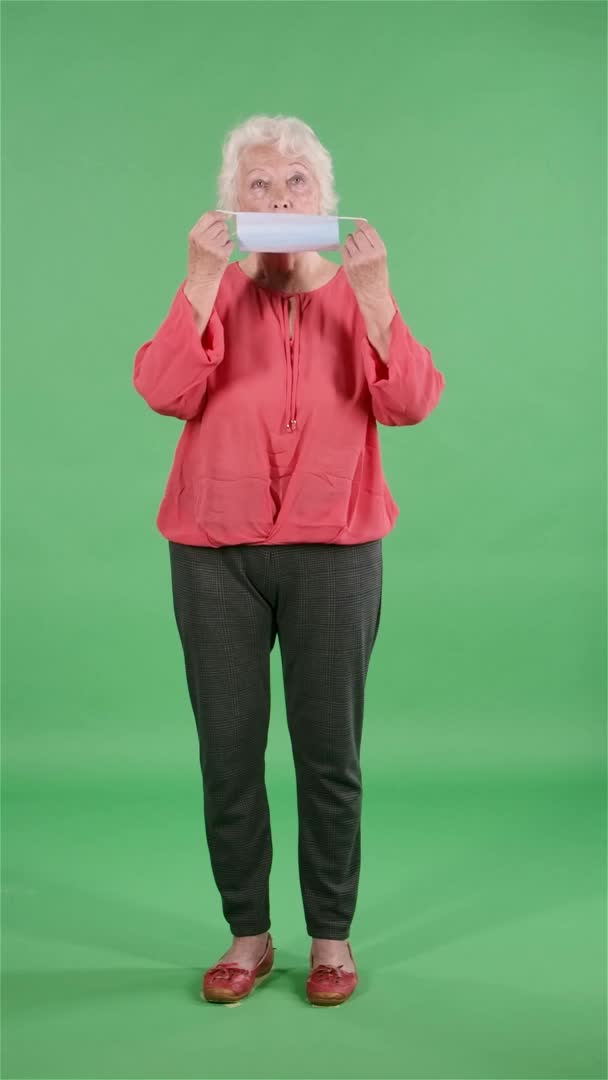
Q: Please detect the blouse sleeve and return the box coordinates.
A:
[132,280,225,421]
[360,293,445,426]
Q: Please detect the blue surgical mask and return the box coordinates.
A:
[216,210,367,253]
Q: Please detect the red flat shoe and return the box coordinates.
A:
[306,942,359,1006]
[201,933,274,1003]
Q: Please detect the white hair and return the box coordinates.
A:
[216,114,339,215]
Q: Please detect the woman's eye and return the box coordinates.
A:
[251,175,304,189]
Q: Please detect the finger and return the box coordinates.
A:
[355,218,371,231]
[355,230,375,251]
[201,221,231,241]
[354,222,377,247]
[200,211,232,232]
[201,213,231,231]
[347,229,370,254]
[356,216,381,236]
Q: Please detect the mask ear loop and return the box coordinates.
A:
[215,210,238,245]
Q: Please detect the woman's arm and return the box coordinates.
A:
[184,279,218,336]
[133,278,225,421]
[360,295,445,426]
[357,293,398,364]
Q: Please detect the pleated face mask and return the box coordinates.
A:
[216,210,367,253]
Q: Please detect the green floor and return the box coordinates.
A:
[2,770,605,1080]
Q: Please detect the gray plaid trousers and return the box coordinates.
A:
[168,538,383,940]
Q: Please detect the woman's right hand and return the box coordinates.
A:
[187,210,234,284]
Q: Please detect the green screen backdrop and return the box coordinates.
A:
[2,2,606,1078]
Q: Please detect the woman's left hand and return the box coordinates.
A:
[342,219,391,304]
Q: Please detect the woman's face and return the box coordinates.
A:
[236,144,322,214]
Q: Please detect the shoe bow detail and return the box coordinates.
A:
[312,963,347,983]
[206,963,249,982]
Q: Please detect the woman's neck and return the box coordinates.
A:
[241,251,326,292]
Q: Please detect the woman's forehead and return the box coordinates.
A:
[241,146,311,171]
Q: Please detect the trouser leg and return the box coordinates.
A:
[274,539,383,940]
[168,540,278,937]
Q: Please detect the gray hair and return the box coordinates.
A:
[216,114,339,215]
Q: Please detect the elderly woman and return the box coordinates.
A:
[133,114,445,1007]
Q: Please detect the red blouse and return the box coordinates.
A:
[133,260,445,547]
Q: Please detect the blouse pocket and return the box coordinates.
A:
[287,449,360,528]
[194,475,274,544]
